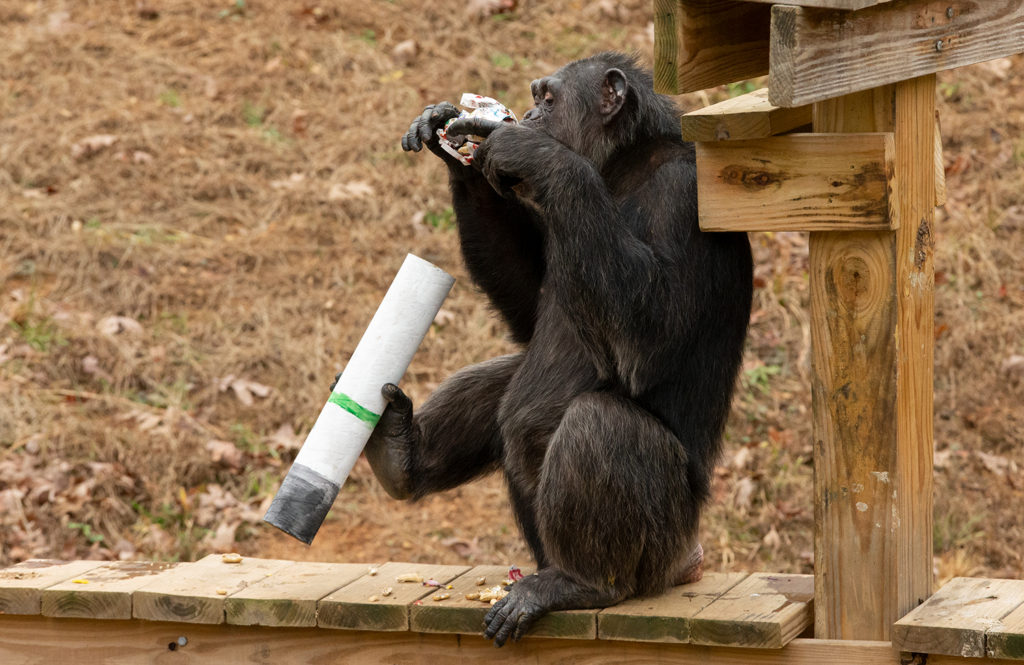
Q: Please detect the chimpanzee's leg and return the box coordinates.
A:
[364,354,521,500]
[484,391,701,646]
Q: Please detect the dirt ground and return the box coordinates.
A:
[1,1,1022,586]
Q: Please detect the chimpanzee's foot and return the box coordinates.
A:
[483,574,547,647]
[482,568,622,647]
[675,542,705,585]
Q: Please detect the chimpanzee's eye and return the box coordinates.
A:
[543,91,554,106]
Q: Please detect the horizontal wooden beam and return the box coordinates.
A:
[743,0,893,9]
[770,1,1024,107]
[696,133,898,233]
[681,88,811,141]
[0,616,913,665]
[655,0,770,94]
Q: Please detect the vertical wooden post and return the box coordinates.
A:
[810,76,935,640]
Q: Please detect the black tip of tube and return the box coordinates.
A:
[263,463,340,545]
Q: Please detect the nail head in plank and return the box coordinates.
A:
[317,562,469,631]
[133,554,292,624]
[598,572,748,643]
[410,565,597,640]
[226,561,376,627]
[0,560,103,615]
[769,2,1024,107]
[689,572,814,648]
[893,577,1024,658]
[41,561,180,620]
[681,88,811,142]
[696,132,898,233]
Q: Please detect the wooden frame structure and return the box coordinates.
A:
[2,1,1022,662]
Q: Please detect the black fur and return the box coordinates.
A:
[385,52,753,646]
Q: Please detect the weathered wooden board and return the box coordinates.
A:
[892,577,1024,657]
[934,111,946,207]
[696,132,897,232]
[744,0,892,9]
[317,562,469,631]
[133,554,292,624]
[0,616,914,665]
[41,561,180,620]
[409,565,598,639]
[987,597,1024,660]
[0,560,102,615]
[654,0,770,94]
[226,561,374,627]
[681,88,811,142]
[598,572,749,643]
[810,77,936,641]
[770,1,1024,107]
[688,573,814,648]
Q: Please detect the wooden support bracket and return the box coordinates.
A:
[681,88,811,142]
[696,132,897,233]
[653,0,770,94]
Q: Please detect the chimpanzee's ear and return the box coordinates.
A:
[600,68,628,124]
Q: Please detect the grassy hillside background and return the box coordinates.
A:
[1,0,1022,584]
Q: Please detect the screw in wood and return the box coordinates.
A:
[946,6,954,18]
[935,40,944,52]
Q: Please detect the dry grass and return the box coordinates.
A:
[1,0,1022,582]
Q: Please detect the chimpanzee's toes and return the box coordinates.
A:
[483,585,545,647]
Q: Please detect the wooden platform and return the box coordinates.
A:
[0,556,811,644]
[894,577,1024,660]
[0,556,823,662]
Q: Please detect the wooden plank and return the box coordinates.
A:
[987,597,1024,660]
[317,561,469,631]
[598,572,748,643]
[681,88,811,142]
[0,560,102,615]
[744,0,893,9]
[653,0,680,94]
[657,0,770,94]
[226,561,375,627]
[770,1,1024,107]
[0,616,914,664]
[810,76,936,641]
[892,577,1024,657]
[688,573,814,648]
[41,561,179,620]
[133,554,292,624]
[696,133,897,232]
[934,111,946,207]
[410,565,598,639]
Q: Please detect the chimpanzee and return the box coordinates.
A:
[379,52,752,646]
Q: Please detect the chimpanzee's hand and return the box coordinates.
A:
[470,125,560,202]
[363,383,417,500]
[401,102,463,166]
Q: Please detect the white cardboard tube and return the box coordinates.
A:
[264,254,454,544]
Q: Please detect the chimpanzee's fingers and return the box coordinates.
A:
[329,372,342,392]
[402,115,423,152]
[381,383,412,414]
[511,612,536,643]
[415,105,437,145]
[484,595,509,629]
[446,117,503,139]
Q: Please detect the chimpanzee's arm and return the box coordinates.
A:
[402,104,545,344]
[473,126,678,339]
[363,354,521,500]
[448,174,545,344]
